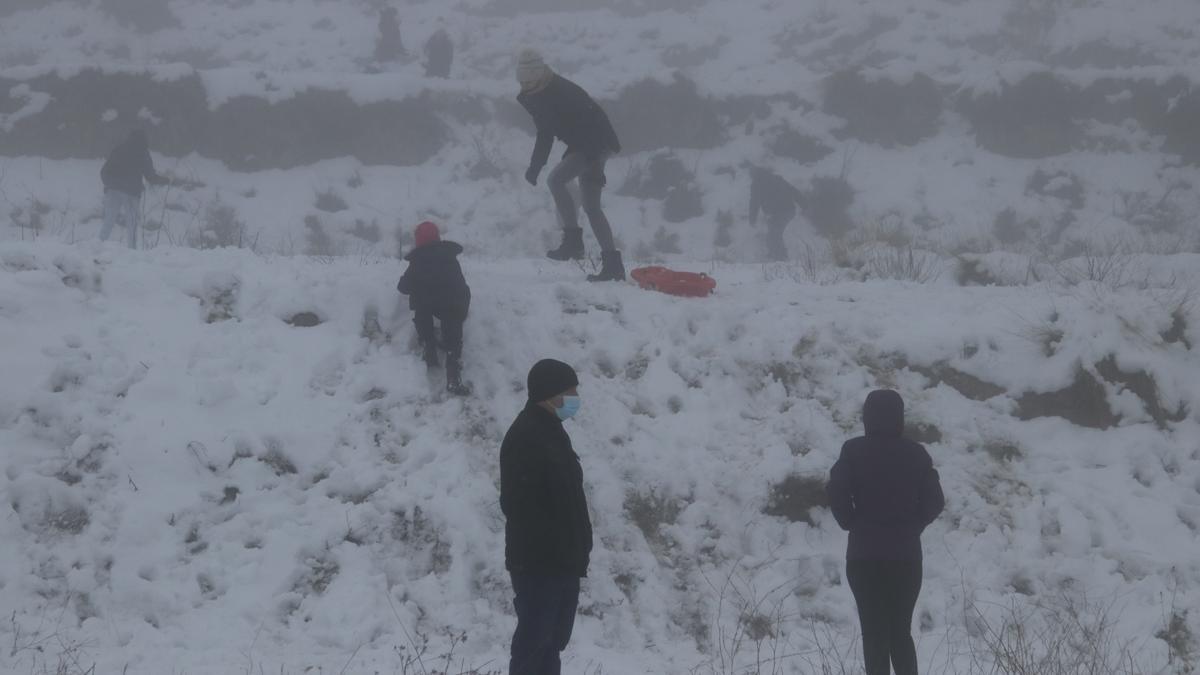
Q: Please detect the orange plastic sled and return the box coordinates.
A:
[630,266,717,297]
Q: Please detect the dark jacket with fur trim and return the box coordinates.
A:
[396,240,471,319]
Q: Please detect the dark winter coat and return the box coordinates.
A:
[396,241,471,318]
[500,403,593,577]
[749,167,804,225]
[827,390,945,561]
[423,29,453,78]
[518,74,621,171]
[100,134,164,197]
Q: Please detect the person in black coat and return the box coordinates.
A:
[373,6,405,62]
[749,166,804,262]
[516,49,625,282]
[500,359,592,675]
[827,390,945,675]
[396,221,471,395]
[423,28,453,78]
[99,129,167,249]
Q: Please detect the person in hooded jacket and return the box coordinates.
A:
[500,359,592,675]
[749,166,804,262]
[827,389,945,675]
[396,221,471,395]
[100,129,168,249]
[423,28,453,78]
[373,7,405,62]
[516,49,625,282]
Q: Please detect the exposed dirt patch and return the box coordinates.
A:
[958,72,1093,158]
[824,70,942,147]
[285,312,322,328]
[763,474,829,526]
[912,361,1006,401]
[1095,355,1187,428]
[1015,365,1118,429]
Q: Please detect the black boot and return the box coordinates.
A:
[445,356,470,396]
[587,250,626,282]
[547,227,585,261]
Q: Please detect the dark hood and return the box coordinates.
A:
[863,389,904,437]
[405,240,463,262]
[126,129,148,151]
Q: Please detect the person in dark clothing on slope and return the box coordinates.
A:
[396,221,471,396]
[827,389,945,675]
[100,129,168,249]
[516,49,625,282]
[500,359,593,675]
[749,166,804,262]
[373,7,405,62]
[423,28,453,78]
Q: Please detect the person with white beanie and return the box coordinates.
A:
[516,49,625,282]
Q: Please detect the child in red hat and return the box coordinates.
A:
[397,221,471,395]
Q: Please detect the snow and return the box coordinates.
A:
[1,83,51,133]
[1,241,1198,673]
[2,0,1200,672]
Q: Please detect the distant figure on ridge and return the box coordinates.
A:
[516,49,625,282]
[373,7,405,62]
[500,359,592,675]
[749,166,804,261]
[396,221,471,396]
[827,389,945,675]
[100,128,168,249]
[423,28,453,78]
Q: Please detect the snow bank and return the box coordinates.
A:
[1,241,1196,673]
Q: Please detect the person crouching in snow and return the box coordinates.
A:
[516,48,625,282]
[396,221,471,396]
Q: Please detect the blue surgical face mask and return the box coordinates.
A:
[556,395,581,421]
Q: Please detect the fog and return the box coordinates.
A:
[1,1,1196,261]
[2,3,1200,674]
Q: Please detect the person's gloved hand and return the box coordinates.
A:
[525,166,540,186]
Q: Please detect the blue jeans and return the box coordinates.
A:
[547,152,615,253]
[101,190,140,249]
[509,573,580,675]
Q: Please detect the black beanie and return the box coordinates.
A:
[527,359,579,402]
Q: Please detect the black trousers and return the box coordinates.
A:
[846,559,923,675]
[509,573,580,675]
[765,211,794,261]
[413,305,467,361]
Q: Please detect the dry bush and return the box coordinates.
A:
[314,188,349,213]
[1054,246,1142,289]
[188,198,254,250]
[695,565,801,675]
[864,244,944,283]
[304,214,341,258]
[8,197,50,241]
[962,591,1162,675]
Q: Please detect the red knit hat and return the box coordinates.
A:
[414,221,440,248]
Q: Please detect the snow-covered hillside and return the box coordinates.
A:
[1,241,1197,673]
[2,0,1200,672]
[3,0,1200,263]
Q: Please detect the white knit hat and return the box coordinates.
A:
[516,48,551,88]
